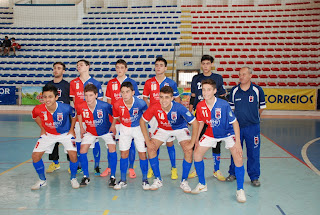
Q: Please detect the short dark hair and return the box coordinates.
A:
[53,62,66,70]
[116,59,127,68]
[77,59,90,66]
[201,79,216,89]
[155,57,167,67]
[201,55,214,63]
[84,84,98,94]
[43,84,58,97]
[5,36,8,39]
[121,81,134,91]
[11,37,15,40]
[160,86,173,96]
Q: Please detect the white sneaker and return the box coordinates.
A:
[150,178,163,191]
[71,178,80,189]
[236,189,246,203]
[142,180,150,190]
[191,183,207,194]
[180,179,191,193]
[31,180,47,190]
[114,181,127,190]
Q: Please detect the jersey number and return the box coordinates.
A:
[202,110,208,117]
[83,111,89,118]
[151,83,157,91]
[158,112,165,120]
[112,83,118,91]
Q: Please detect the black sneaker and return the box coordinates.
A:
[226,175,236,182]
[108,176,116,188]
[251,179,261,187]
[80,177,90,187]
[94,166,101,177]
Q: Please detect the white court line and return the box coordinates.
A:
[301,137,320,176]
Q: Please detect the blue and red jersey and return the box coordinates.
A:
[70,76,103,109]
[113,96,147,127]
[143,77,179,106]
[106,76,140,104]
[76,100,113,136]
[142,101,195,130]
[196,98,236,138]
[32,102,76,135]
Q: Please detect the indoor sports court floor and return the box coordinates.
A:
[0,113,319,215]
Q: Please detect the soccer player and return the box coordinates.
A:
[110,82,150,190]
[31,85,79,190]
[101,59,140,179]
[226,67,266,187]
[76,84,116,187]
[188,55,227,181]
[190,79,246,203]
[143,57,181,180]
[45,62,72,173]
[70,59,103,176]
[140,86,199,192]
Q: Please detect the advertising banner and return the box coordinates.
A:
[178,87,191,109]
[0,86,16,105]
[263,88,317,110]
[21,86,43,105]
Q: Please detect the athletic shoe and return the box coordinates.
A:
[129,168,136,179]
[236,189,246,203]
[150,178,163,191]
[251,179,261,187]
[226,175,236,182]
[67,168,71,174]
[94,166,101,177]
[188,169,198,179]
[31,180,47,190]
[100,167,111,177]
[147,168,154,179]
[190,183,207,194]
[142,179,150,190]
[77,168,83,174]
[71,178,80,189]
[114,180,127,190]
[171,167,178,180]
[108,176,116,188]
[46,162,60,173]
[180,179,191,193]
[213,170,226,181]
[80,177,90,187]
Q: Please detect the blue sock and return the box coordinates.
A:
[33,159,46,181]
[120,157,128,181]
[167,145,176,168]
[76,142,81,168]
[140,159,148,181]
[181,159,192,181]
[107,149,110,168]
[69,161,78,180]
[194,160,205,185]
[53,160,59,164]
[129,140,136,169]
[212,153,220,172]
[149,156,161,180]
[93,141,101,168]
[79,153,89,177]
[109,151,117,177]
[235,165,245,190]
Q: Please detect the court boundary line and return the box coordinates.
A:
[261,133,309,168]
[0,158,32,176]
[301,137,320,176]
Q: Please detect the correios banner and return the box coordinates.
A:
[263,88,317,110]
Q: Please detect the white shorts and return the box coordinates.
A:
[33,133,76,153]
[74,121,86,142]
[152,128,191,143]
[119,124,146,152]
[149,117,175,142]
[115,124,120,140]
[81,132,116,148]
[199,134,236,149]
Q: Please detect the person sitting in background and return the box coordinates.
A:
[10,38,21,56]
[2,36,11,56]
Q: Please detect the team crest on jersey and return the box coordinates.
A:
[254,136,259,148]
[57,113,63,122]
[97,109,103,118]
[215,108,221,119]
[171,112,177,120]
[249,96,254,102]
[57,89,61,97]
[164,83,169,86]
[133,108,139,115]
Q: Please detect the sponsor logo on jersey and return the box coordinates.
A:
[206,119,220,127]
[133,108,139,115]
[186,111,192,117]
[215,108,221,119]
[249,96,254,102]
[57,113,63,122]
[97,109,103,118]
[171,111,177,120]
[229,111,233,117]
